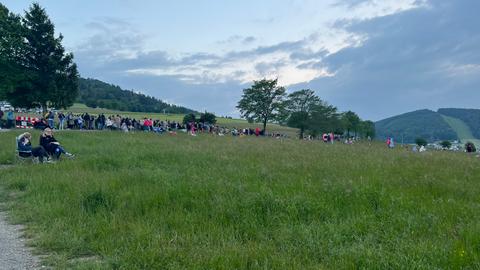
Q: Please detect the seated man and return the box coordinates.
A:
[39,128,75,159]
[17,132,50,163]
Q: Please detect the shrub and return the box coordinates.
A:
[465,142,477,153]
[415,137,428,147]
[199,112,216,124]
[440,140,452,149]
[183,113,196,124]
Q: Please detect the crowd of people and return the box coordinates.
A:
[22,111,290,138]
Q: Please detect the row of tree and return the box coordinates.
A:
[237,79,375,139]
[0,3,78,113]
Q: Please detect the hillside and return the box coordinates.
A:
[438,108,480,139]
[375,109,457,143]
[78,78,197,114]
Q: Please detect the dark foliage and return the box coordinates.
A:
[78,78,196,114]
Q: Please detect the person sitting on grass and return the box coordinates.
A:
[40,128,75,159]
[17,132,51,163]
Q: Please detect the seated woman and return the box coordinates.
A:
[39,128,75,159]
[17,132,50,163]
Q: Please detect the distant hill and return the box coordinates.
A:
[376,108,480,143]
[77,78,197,114]
[375,109,457,143]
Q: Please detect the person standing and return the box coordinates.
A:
[389,137,395,148]
[58,112,65,130]
[6,110,14,129]
[47,111,55,128]
[0,109,3,129]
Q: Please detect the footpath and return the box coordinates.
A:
[0,159,42,269]
[0,211,41,269]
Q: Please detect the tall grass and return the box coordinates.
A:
[0,131,479,269]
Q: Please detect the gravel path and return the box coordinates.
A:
[0,211,41,269]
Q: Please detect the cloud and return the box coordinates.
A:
[292,0,480,120]
[218,35,257,45]
[73,1,478,120]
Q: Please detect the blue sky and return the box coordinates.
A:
[3,0,479,120]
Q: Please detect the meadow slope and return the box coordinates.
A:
[441,115,480,146]
[0,131,479,269]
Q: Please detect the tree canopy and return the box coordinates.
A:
[0,3,78,112]
[237,79,286,133]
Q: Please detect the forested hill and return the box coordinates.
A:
[77,78,197,114]
[376,108,480,143]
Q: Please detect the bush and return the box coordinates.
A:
[199,112,216,124]
[465,142,477,153]
[440,140,452,149]
[415,137,427,147]
[183,113,196,124]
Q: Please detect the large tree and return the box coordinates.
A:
[0,4,32,103]
[308,102,342,136]
[284,89,321,139]
[21,3,78,111]
[237,79,286,133]
[342,110,361,137]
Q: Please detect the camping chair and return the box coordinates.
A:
[15,136,39,164]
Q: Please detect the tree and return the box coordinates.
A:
[183,113,196,124]
[359,120,376,139]
[341,111,361,137]
[199,111,216,124]
[415,138,427,147]
[440,140,452,149]
[237,79,286,133]
[0,4,32,103]
[308,102,341,137]
[465,142,476,153]
[284,89,321,139]
[21,3,79,112]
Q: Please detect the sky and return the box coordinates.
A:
[2,0,479,121]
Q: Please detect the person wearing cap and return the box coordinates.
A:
[39,128,75,159]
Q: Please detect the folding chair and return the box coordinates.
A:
[15,136,39,164]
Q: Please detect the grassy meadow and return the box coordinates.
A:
[1,130,480,269]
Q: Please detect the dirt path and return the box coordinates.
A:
[0,211,41,269]
[0,166,42,269]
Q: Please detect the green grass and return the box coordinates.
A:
[1,131,480,269]
[441,114,480,146]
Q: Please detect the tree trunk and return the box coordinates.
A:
[263,118,267,135]
[41,102,47,117]
[299,127,304,139]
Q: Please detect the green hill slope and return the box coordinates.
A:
[441,115,480,146]
[438,108,480,139]
[375,109,457,143]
